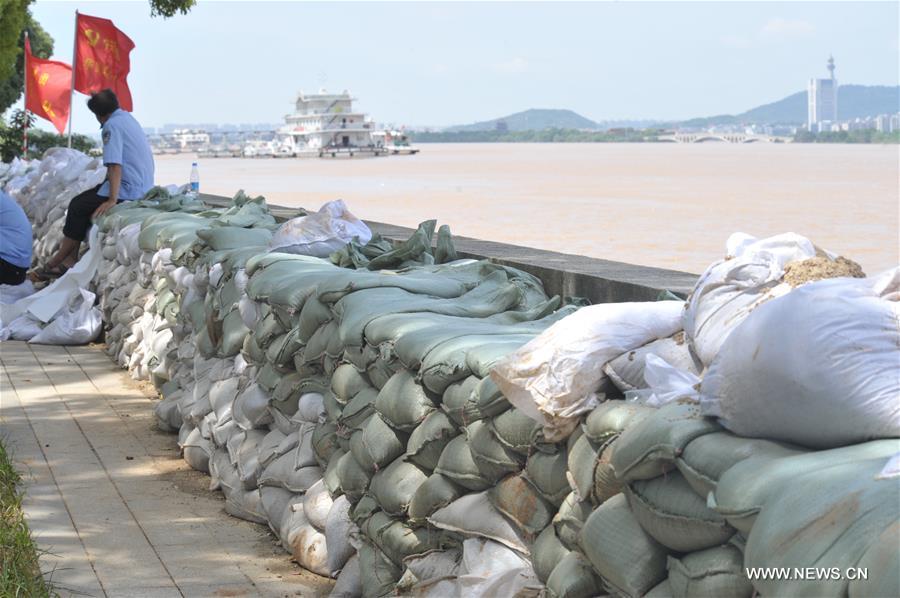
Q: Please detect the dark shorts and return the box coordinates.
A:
[62,184,115,242]
[0,257,28,286]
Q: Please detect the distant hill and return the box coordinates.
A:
[432,85,898,134]
[446,109,599,132]
[678,85,899,127]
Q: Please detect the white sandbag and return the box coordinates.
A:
[683,232,836,368]
[628,354,701,408]
[269,199,371,257]
[454,538,541,598]
[603,333,699,393]
[701,269,900,449]
[285,503,330,576]
[29,288,101,345]
[428,491,529,554]
[303,479,333,531]
[491,301,683,440]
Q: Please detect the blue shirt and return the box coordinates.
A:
[98,109,155,201]
[0,190,33,269]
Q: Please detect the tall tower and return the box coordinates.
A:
[808,56,839,130]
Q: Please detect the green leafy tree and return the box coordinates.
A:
[0,108,32,161]
[149,0,196,18]
[0,6,53,115]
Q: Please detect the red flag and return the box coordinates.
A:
[24,37,73,135]
[73,13,135,111]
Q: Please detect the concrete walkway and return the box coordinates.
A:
[0,341,332,598]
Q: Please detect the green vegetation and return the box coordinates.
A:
[412,127,664,143]
[0,439,56,597]
[0,109,96,162]
[149,0,196,18]
[793,129,900,143]
[0,1,53,115]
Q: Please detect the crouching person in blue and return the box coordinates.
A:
[0,189,33,285]
[33,89,154,280]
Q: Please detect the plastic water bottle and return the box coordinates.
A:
[189,162,200,197]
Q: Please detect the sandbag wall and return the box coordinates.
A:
[87,192,898,598]
[3,148,106,267]
[9,151,893,598]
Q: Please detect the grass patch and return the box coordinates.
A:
[0,440,56,597]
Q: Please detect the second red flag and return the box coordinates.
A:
[73,12,135,111]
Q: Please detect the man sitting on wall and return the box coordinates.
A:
[33,89,154,279]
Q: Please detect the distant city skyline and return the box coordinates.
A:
[21,1,900,134]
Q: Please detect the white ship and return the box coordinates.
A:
[279,89,377,156]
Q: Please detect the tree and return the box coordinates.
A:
[149,0,196,18]
[0,7,52,115]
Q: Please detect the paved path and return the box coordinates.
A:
[0,341,332,598]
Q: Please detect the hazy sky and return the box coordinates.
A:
[27,1,900,134]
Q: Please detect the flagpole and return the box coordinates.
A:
[22,31,29,157]
[66,9,78,148]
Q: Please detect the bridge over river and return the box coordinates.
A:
[658,132,794,143]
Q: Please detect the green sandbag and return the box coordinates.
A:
[350,495,380,526]
[264,328,302,368]
[339,387,378,431]
[334,269,528,349]
[488,474,554,536]
[357,539,402,598]
[375,519,442,566]
[312,421,339,468]
[567,433,602,503]
[849,522,900,598]
[593,438,622,506]
[335,451,372,502]
[375,370,437,432]
[583,400,655,444]
[434,224,458,264]
[547,552,603,598]
[349,413,407,473]
[611,402,721,483]
[467,420,525,482]
[712,439,898,534]
[490,408,544,456]
[322,389,344,423]
[256,312,287,349]
[420,334,535,395]
[532,524,571,583]
[406,410,459,471]
[524,449,570,507]
[580,494,669,598]
[645,579,674,598]
[366,354,399,390]
[433,435,491,491]
[195,225,273,251]
[220,307,249,357]
[674,432,804,498]
[298,295,332,341]
[626,471,735,553]
[666,544,752,598]
[741,453,900,598]
[365,219,435,270]
[460,377,512,424]
[254,364,282,395]
[331,364,372,403]
[369,458,429,517]
[553,491,593,551]
[408,474,465,522]
[303,320,337,362]
[441,376,480,427]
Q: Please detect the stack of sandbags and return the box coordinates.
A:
[4,148,106,267]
